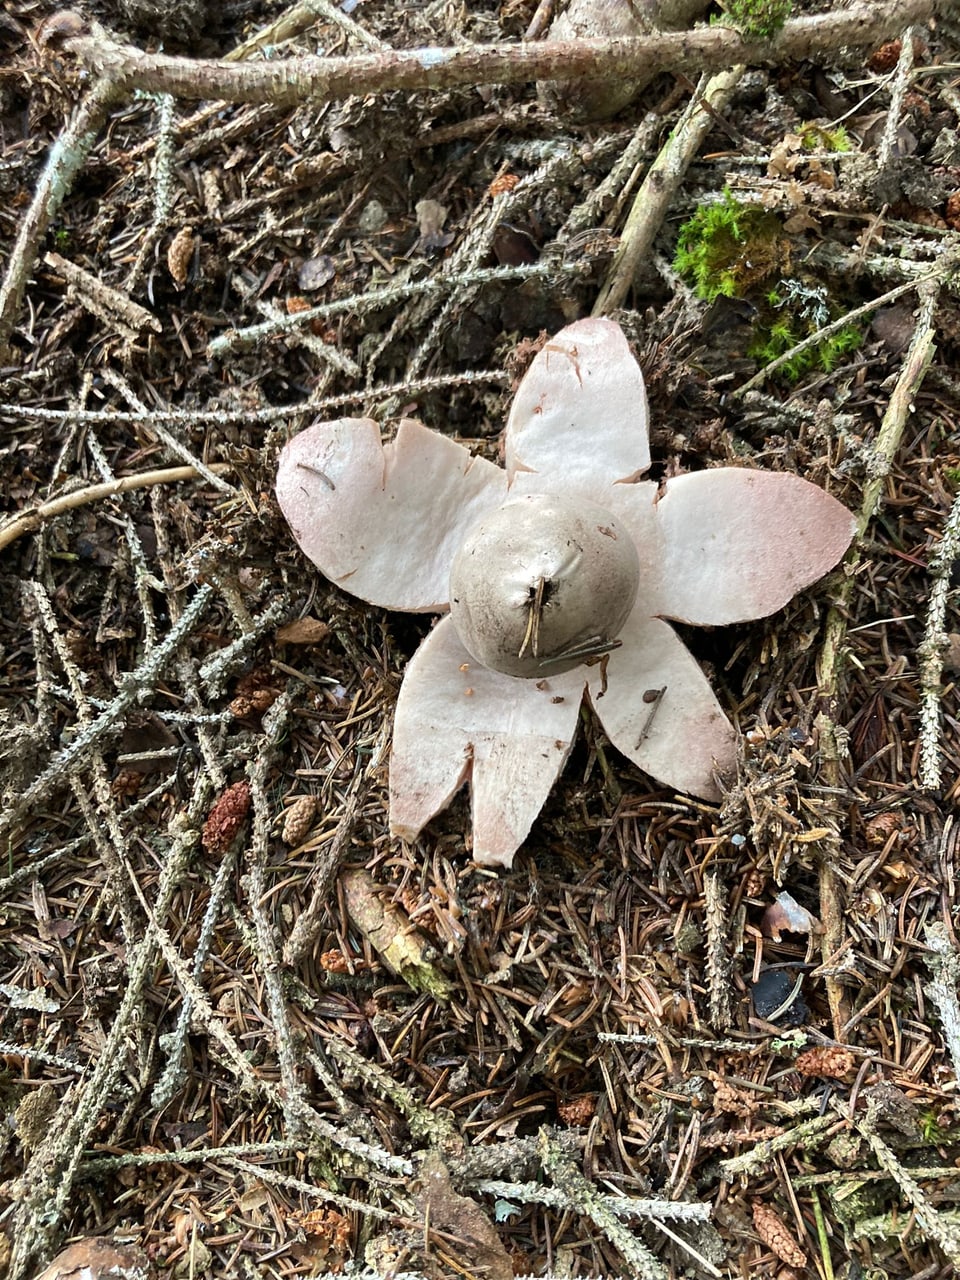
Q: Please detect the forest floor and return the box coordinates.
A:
[2,1,960,1277]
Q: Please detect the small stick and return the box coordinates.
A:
[98,365,236,494]
[44,250,161,339]
[814,280,940,1040]
[225,0,385,62]
[918,485,960,791]
[877,25,917,170]
[0,463,232,552]
[636,685,667,747]
[593,65,744,315]
[734,263,949,396]
[524,0,555,40]
[518,576,547,661]
[538,636,622,667]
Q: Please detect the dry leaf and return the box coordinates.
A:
[415,1153,513,1280]
[761,891,820,941]
[782,209,821,233]
[415,198,447,239]
[238,1183,270,1214]
[276,617,331,646]
[13,1084,58,1149]
[414,199,453,252]
[36,11,88,47]
[287,1206,350,1249]
[34,1238,150,1280]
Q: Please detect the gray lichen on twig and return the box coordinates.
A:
[0,585,214,848]
[61,1,936,108]
[918,487,960,791]
[922,923,960,1081]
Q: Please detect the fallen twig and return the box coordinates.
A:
[0,585,215,855]
[857,1099,960,1265]
[0,463,233,552]
[43,249,161,341]
[225,0,385,62]
[474,1179,712,1223]
[703,865,733,1030]
[918,485,960,791]
[593,65,744,314]
[734,267,945,396]
[0,79,123,359]
[923,923,960,1081]
[814,278,940,1039]
[63,2,935,107]
[538,1129,669,1280]
[7,780,210,1279]
[718,1114,836,1179]
[208,261,581,358]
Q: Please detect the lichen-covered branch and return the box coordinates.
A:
[813,279,940,1040]
[923,923,960,1081]
[918,487,960,790]
[0,586,214,849]
[593,65,744,314]
[538,1129,668,1280]
[857,1101,960,1265]
[8,784,209,1278]
[0,79,122,359]
[64,1,935,107]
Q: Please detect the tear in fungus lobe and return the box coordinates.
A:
[448,493,640,678]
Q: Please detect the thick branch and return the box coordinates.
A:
[65,0,935,105]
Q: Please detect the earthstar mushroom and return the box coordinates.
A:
[277,318,855,868]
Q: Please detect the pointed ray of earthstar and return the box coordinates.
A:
[276,417,507,612]
[505,318,651,491]
[647,468,856,626]
[586,611,737,801]
[389,615,586,867]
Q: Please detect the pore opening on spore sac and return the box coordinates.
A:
[448,493,641,679]
[518,575,553,661]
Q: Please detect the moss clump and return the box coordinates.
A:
[748,317,862,380]
[673,189,786,303]
[720,0,792,40]
[919,1108,951,1144]
[674,191,863,382]
[799,122,852,153]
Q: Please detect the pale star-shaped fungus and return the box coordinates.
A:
[277,319,855,868]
